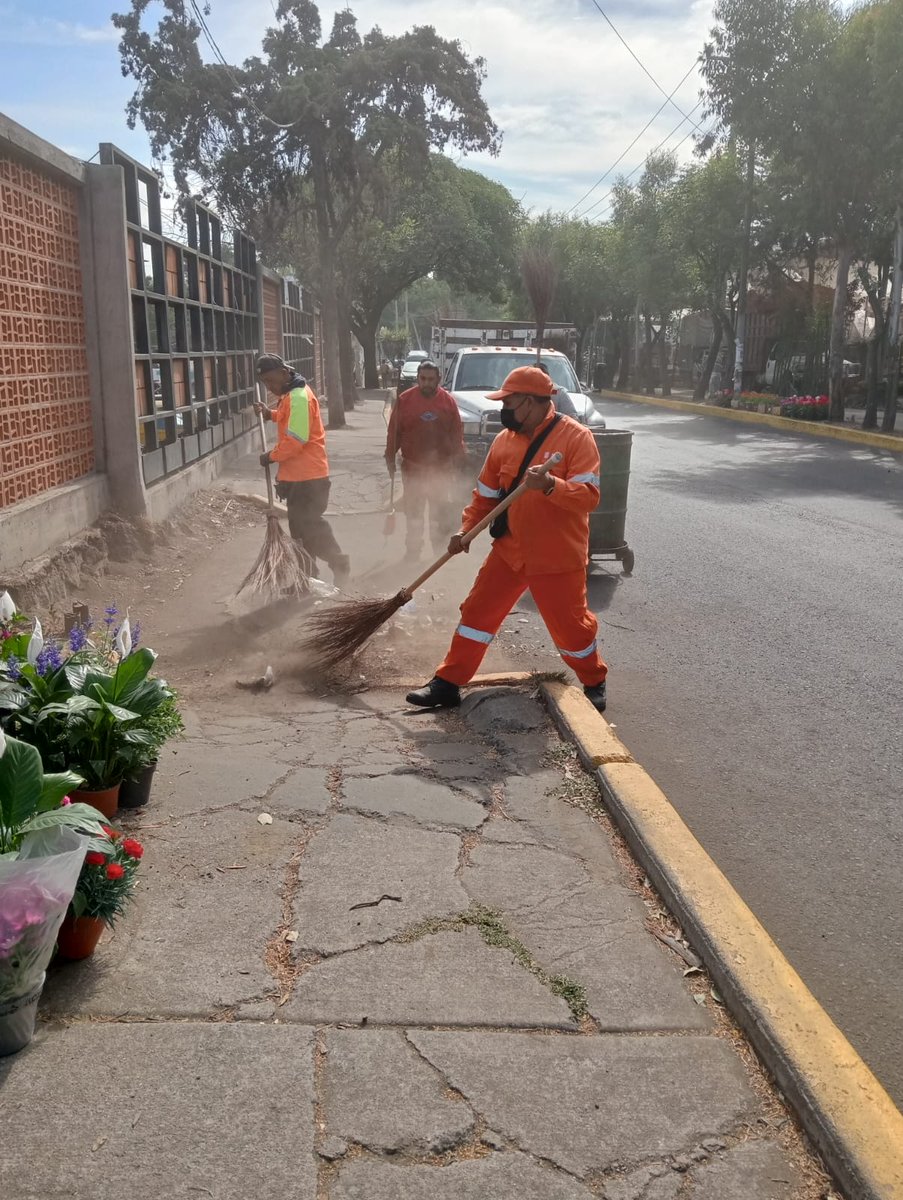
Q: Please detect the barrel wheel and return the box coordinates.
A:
[621,548,635,576]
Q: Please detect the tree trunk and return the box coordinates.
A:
[338,301,359,411]
[659,313,671,396]
[695,316,723,401]
[882,205,903,433]
[734,142,756,398]
[358,319,379,389]
[863,336,881,430]
[643,311,655,394]
[633,299,643,391]
[311,147,346,428]
[828,240,854,423]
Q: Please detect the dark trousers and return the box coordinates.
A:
[281,477,345,568]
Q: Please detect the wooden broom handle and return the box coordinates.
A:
[401,452,563,596]
[256,385,277,511]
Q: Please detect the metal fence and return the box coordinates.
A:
[100,144,259,487]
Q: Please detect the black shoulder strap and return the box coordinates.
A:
[507,414,562,495]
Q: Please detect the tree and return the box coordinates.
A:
[114,1,500,426]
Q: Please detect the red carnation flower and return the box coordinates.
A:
[106,863,126,881]
[102,825,121,840]
[122,838,144,860]
[85,851,106,867]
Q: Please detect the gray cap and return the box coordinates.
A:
[256,353,289,374]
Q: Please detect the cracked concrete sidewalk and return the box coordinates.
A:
[1,680,822,1200]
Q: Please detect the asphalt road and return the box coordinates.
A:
[553,399,903,1107]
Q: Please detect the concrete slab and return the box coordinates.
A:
[155,739,293,814]
[463,843,707,1030]
[406,739,489,763]
[604,1166,682,1200]
[323,1029,474,1152]
[342,774,488,830]
[332,1155,594,1199]
[0,1023,317,1200]
[461,689,548,736]
[42,809,293,1016]
[268,766,332,815]
[409,1031,755,1176]
[690,1140,803,1198]
[285,929,576,1028]
[293,814,466,953]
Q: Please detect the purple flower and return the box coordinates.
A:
[68,624,89,652]
[6,655,21,681]
[103,605,118,628]
[34,643,63,677]
[132,621,141,650]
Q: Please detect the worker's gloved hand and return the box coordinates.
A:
[447,533,469,556]
[253,399,269,417]
[259,452,272,468]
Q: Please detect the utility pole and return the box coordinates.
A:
[733,141,756,400]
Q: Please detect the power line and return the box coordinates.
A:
[564,59,698,217]
[581,115,715,224]
[185,0,302,130]
[587,0,704,133]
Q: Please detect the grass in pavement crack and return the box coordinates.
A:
[398,904,588,1022]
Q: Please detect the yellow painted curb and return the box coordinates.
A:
[597,388,903,455]
[541,683,903,1200]
[542,678,633,765]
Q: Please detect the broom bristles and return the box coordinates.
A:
[297,591,409,671]
[238,513,314,598]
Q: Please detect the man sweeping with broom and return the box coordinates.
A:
[254,354,350,587]
[405,364,609,713]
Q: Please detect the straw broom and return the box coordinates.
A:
[237,397,314,598]
[520,239,559,363]
[298,452,563,670]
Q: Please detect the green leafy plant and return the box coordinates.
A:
[2,649,170,790]
[0,729,106,856]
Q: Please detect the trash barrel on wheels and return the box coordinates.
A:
[589,429,634,575]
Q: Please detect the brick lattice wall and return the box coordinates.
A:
[0,155,94,508]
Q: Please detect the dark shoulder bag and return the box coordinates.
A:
[490,415,562,539]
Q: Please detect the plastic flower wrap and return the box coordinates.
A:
[0,827,87,1005]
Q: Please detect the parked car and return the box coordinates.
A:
[442,347,606,461]
[395,356,423,399]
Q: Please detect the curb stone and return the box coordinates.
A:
[540,679,903,1200]
[595,387,903,455]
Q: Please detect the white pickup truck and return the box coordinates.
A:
[443,346,606,462]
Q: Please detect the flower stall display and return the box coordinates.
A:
[0,730,108,1054]
[0,597,180,818]
[780,394,831,421]
[56,826,144,960]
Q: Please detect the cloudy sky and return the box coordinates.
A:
[0,0,715,217]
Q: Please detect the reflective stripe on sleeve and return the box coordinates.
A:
[477,479,503,499]
[556,639,598,660]
[456,624,494,645]
[568,472,600,486]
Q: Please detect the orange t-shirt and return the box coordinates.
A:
[461,411,600,575]
[268,383,329,482]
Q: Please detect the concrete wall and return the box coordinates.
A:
[0,475,110,572]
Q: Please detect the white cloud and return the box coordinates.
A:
[4,13,117,46]
[202,0,714,214]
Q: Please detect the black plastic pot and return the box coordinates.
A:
[118,760,157,809]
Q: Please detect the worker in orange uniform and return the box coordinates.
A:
[385,360,466,561]
[254,353,350,586]
[406,365,608,712]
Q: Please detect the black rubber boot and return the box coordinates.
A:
[406,676,461,709]
[583,681,607,713]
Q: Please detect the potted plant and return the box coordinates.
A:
[118,690,183,809]
[1,639,168,820]
[0,729,107,1054]
[56,826,144,960]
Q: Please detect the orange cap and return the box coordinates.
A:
[486,366,556,400]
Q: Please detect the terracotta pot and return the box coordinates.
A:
[119,761,157,809]
[56,913,105,961]
[70,783,121,819]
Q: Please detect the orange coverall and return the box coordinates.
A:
[436,411,608,688]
